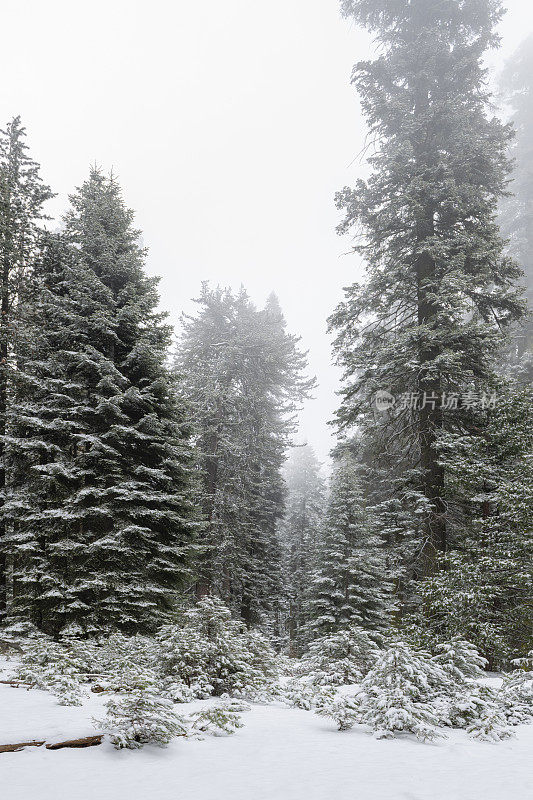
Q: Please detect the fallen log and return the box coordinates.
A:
[0,741,45,753]
[0,680,33,689]
[46,735,103,750]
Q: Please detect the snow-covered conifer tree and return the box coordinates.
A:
[306,453,392,640]
[330,0,524,590]
[5,235,119,633]
[418,385,533,668]
[5,168,199,635]
[358,642,446,741]
[157,596,278,698]
[298,624,379,685]
[176,286,313,627]
[0,118,53,621]
[97,667,187,749]
[499,35,533,382]
[279,443,325,654]
[48,167,201,632]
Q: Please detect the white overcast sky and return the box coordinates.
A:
[2,0,532,464]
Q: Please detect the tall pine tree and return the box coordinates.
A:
[5,168,199,634]
[176,286,313,628]
[279,443,325,654]
[0,118,52,621]
[331,0,524,584]
[5,234,119,633]
[306,452,392,640]
[418,381,533,668]
[499,34,533,381]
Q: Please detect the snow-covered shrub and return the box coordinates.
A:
[436,685,499,729]
[426,638,491,729]
[466,707,514,742]
[358,638,513,743]
[297,625,380,686]
[358,642,447,741]
[414,639,527,739]
[499,652,533,725]
[15,630,159,700]
[276,653,297,676]
[218,694,251,713]
[428,639,526,735]
[95,634,158,686]
[49,673,86,706]
[14,635,86,704]
[315,693,362,730]
[157,597,278,699]
[431,638,487,685]
[281,678,334,710]
[239,628,280,695]
[189,703,245,738]
[96,668,188,749]
[60,636,102,678]
[157,623,213,698]
[160,678,197,703]
[14,635,64,687]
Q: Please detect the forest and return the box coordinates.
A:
[1,1,532,797]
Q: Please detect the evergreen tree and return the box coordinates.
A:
[6,168,199,634]
[97,666,188,749]
[306,453,392,639]
[499,34,533,381]
[416,383,533,668]
[4,234,119,633]
[331,0,524,584]
[431,638,487,685]
[279,443,325,654]
[157,596,278,698]
[298,623,379,685]
[62,168,199,632]
[176,286,313,627]
[0,117,52,620]
[358,642,447,741]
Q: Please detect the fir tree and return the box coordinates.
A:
[279,443,325,654]
[417,383,533,668]
[176,286,313,627]
[358,642,447,741]
[157,596,278,698]
[306,453,392,640]
[500,651,533,725]
[4,234,119,633]
[97,666,188,749]
[0,117,53,620]
[331,0,524,583]
[61,168,199,632]
[499,34,533,381]
[298,623,379,685]
[6,168,199,634]
[431,638,487,685]
[188,703,245,738]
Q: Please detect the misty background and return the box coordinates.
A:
[2,0,532,464]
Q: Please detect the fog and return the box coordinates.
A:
[2,0,532,463]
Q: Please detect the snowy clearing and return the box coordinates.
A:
[2,660,531,800]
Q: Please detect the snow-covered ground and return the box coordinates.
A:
[2,658,531,800]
